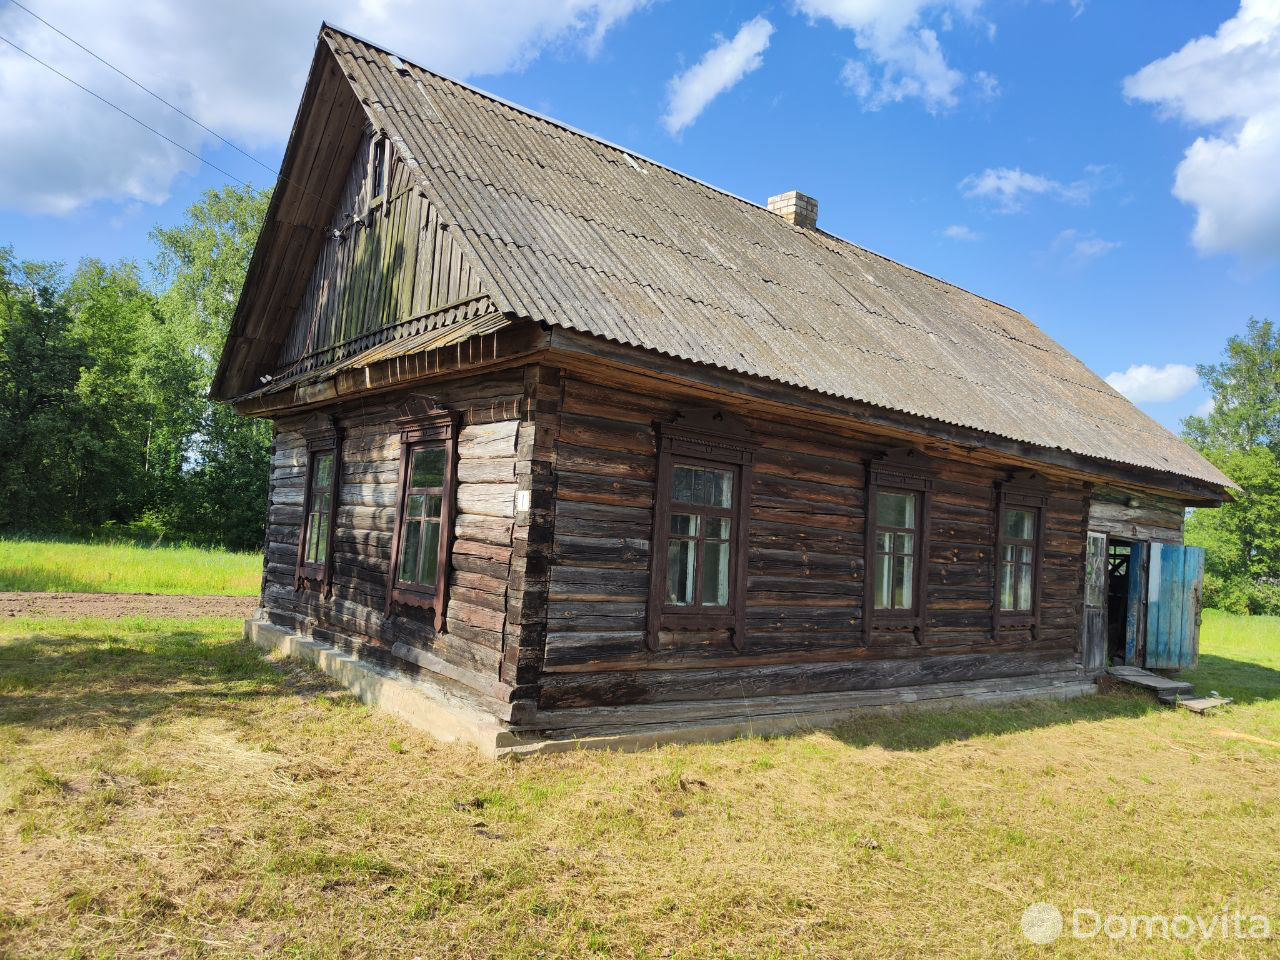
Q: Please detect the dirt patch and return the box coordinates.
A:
[0,592,257,619]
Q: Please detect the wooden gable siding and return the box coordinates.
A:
[275,131,485,382]
[260,372,524,701]
[1087,488,1184,544]
[539,373,1088,709]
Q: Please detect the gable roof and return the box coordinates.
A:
[216,24,1230,493]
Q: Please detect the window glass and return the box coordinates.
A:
[410,448,445,489]
[1003,508,1034,541]
[876,492,915,529]
[666,538,696,605]
[998,509,1038,612]
[873,491,918,611]
[303,452,335,567]
[672,465,733,508]
[397,443,448,591]
[372,138,386,196]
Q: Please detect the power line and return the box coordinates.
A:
[6,0,280,179]
[0,30,249,187]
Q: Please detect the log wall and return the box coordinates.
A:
[260,371,525,706]
[1088,487,1185,543]
[540,373,1090,710]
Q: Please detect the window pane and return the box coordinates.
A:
[1000,561,1015,611]
[399,519,421,583]
[410,447,446,489]
[419,518,440,586]
[672,465,733,507]
[666,538,696,605]
[876,531,893,555]
[876,492,915,529]
[875,553,893,609]
[425,494,442,520]
[895,532,914,556]
[700,539,730,606]
[896,554,914,609]
[1016,561,1033,611]
[407,494,425,519]
[704,516,731,540]
[304,511,320,564]
[670,513,699,537]
[1004,508,1034,541]
[314,513,328,566]
[312,453,333,489]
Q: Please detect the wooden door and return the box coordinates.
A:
[1081,532,1108,670]
[1144,543,1205,670]
[1123,541,1147,665]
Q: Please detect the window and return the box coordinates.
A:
[647,412,755,651]
[993,473,1048,636]
[873,491,918,611]
[863,450,934,643]
[387,398,459,630]
[665,464,735,608]
[294,424,340,590]
[371,136,386,198]
[397,445,446,589]
[999,507,1037,612]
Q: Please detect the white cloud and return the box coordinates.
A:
[1052,227,1121,265]
[958,164,1114,213]
[1194,396,1215,417]
[1105,363,1198,403]
[663,16,774,135]
[941,224,980,241]
[0,0,649,214]
[796,0,990,113]
[1124,0,1280,261]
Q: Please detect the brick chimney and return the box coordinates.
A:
[767,190,818,230]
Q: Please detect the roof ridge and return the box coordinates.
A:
[319,21,1028,322]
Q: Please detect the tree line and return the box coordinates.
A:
[0,183,1276,608]
[0,186,271,551]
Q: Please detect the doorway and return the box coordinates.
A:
[1105,538,1134,665]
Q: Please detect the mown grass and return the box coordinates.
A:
[1,614,1278,958]
[0,538,260,595]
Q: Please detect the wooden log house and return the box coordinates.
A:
[213,25,1233,755]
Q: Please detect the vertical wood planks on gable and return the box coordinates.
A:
[275,131,484,382]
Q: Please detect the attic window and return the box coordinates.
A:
[371,137,386,198]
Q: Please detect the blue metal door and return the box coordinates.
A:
[1144,543,1205,670]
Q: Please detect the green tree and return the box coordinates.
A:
[149,184,273,549]
[1183,317,1280,612]
[0,248,84,530]
[1183,318,1280,455]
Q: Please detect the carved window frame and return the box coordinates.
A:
[864,449,935,644]
[993,472,1049,638]
[385,396,460,631]
[647,410,756,652]
[294,415,341,593]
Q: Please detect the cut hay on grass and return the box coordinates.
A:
[0,538,261,596]
[1,610,1279,958]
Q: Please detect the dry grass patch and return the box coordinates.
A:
[1,613,1279,958]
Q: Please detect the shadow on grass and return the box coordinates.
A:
[0,627,323,730]
[825,685,1163,752]
[1181,654,1280,705]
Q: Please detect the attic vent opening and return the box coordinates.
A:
[768,191,818,230]
[371,137,386,198]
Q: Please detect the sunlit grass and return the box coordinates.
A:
[0,614,1277,958]
[0,538,260,595]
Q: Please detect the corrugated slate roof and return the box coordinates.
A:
[321,26,1228,490]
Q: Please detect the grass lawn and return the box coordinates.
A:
[0,538,260,595]
[1,612,1278,958]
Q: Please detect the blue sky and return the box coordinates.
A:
[3,0,1278,432]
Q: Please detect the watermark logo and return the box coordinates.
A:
[1020,903,1271,943]
[1020,903,1063,944]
